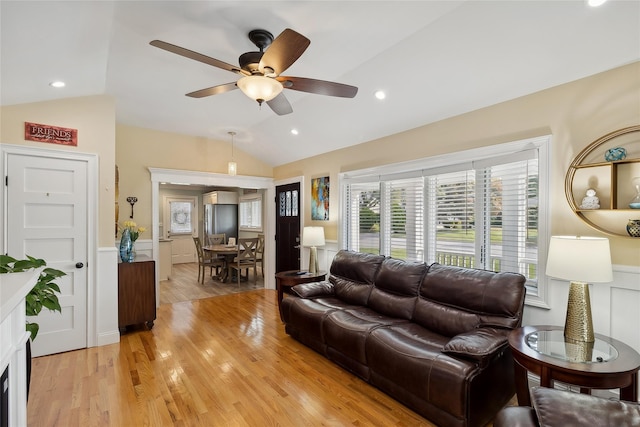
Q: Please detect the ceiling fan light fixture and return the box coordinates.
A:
[237,75,283,104]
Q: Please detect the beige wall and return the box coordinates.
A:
[1,64,638,266]
[115,124,274,240]
[274,62,640,267]
[0,95,116,246]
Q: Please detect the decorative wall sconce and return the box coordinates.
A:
[126,196,138,218]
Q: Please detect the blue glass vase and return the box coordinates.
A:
[119,228,134,262]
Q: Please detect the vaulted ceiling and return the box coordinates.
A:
[1,1,638,166]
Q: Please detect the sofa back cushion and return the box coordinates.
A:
[367,257,428,320]
[414,264,526,337]
[329,250,385,305]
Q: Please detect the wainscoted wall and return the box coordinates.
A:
[95,247,120,347]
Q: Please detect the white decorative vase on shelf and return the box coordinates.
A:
[629,177,640,209]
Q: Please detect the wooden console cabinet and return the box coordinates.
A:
[118,255,156,332]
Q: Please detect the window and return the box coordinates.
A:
[239,194,263,231]
[279,189,298,217]
[169,200,193,234]
[341,136,549,303]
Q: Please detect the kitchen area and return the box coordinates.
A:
[158,184,265,284]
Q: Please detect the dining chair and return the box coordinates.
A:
[207,233,226,246]
[229,237,258,284]
[206,233,227,270]
[193,236,223,284]
[256,233,265,277]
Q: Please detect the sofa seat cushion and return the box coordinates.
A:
[312,297,361,310]
[323,308,408,365]
[367,324,478,420]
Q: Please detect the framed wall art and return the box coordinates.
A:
[311,176,329,220]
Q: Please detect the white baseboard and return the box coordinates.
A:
[96,330,120,347]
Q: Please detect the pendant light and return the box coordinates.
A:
[228,131,237,176]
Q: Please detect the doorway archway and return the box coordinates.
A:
[149,168,275,306]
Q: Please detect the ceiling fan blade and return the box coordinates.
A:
[259,29,310,76]
[277,76,358,98]
[186,82,238,98]
[266,92,293,116]
[150,40,247,75]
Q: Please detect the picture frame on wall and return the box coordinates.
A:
[311,176,329,220]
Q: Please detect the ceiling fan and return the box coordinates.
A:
[150,28,358,115]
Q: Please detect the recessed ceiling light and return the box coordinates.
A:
[49,81,65,88]
[587,0,607,7]
[374,90,386,100]
[291,129,299,135]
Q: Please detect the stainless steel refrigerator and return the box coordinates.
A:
[203,204,238,243]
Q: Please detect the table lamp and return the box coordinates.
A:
[302,226,325,273]
[546,236,613,343]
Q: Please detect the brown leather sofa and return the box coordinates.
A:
[281,250,527,427]
[494,387,640,427]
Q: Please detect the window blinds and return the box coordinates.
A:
[343,147,540,288]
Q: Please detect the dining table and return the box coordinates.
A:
[203,244,238,283]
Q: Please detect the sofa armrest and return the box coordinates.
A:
[442,327,509,366]
[291,281,335,298]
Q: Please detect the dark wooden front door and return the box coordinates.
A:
[275,182,301,272]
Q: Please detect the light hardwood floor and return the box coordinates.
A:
[26,290,444,426]
[160,262,264,305]
[28,265,513,426]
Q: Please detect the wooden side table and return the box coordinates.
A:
[275,270,326,321]
[508,325,640,406]
[118,255,156,332]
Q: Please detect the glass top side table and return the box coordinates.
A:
[526,330,619,364]
[508,325,640,406]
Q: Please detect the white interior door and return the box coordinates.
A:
[6,153,88,357]
[163,196,197,264]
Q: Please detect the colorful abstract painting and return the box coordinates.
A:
[311,176,330,220]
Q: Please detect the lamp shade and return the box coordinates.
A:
[227,161,237,176]
[237,75,283,103]
[302,227,325,247]
[546,236,613,283]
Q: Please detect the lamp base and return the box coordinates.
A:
[564,281,594,343]
[308,246,319,274]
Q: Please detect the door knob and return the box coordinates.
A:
[75,262,84,269]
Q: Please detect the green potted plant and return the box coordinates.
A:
[0,254,65,397]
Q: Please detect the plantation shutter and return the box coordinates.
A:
[382,177,424,261]
[344,181,381,254]
[476,152,539,283]
[426,170,477,267]
[341,137,547,295]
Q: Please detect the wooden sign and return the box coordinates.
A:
[25,122,77,146]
